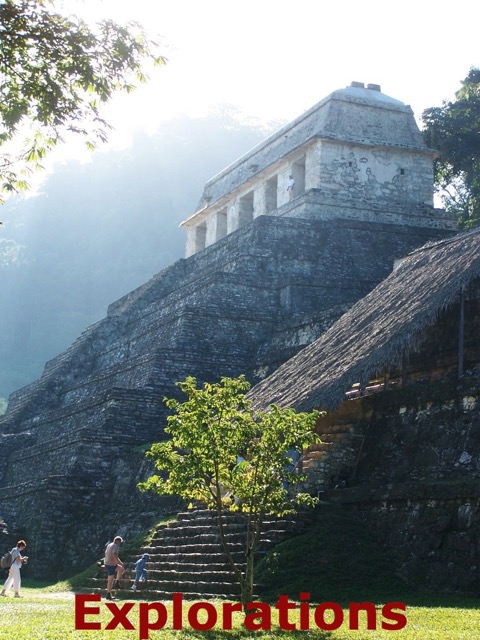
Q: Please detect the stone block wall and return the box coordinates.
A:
[318,140,434,205]
[327,482,480,594]
[184,85,450,257]
[301,403,371,493]
[307,370,480,594]
[276,189,455,230]
[196,87,426,213]
[0,215,451,579]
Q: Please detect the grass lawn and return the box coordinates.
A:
[0,583,479,640]
[1,505,478,639]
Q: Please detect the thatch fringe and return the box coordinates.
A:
[250,228,480,411]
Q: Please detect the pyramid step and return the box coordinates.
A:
[88,575,241,593]
[124,569,240,582]
[150,531,247,545]
[133,552,247,566]
[141,543,247,556]
[129,561,243,573]
[176,510,246,523]
[163,519,247,529]
[83,508,305,600]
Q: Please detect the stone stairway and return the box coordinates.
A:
[88,508,308,600]
[302,409,367,492]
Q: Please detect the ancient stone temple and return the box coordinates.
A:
[182,81,453,255]
[0,83,455,580]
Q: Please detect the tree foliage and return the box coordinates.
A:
[0,0,166,203]
[138,375,322,607]
[422,67,480,228]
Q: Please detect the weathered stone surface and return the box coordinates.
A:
[311,371,480,594]
[0,215,448,579]
[183,83,455,256]
[0,83,459,584]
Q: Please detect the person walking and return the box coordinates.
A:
[286,174,295,196]
[1,540,28,597]
[104,536,125,600]
[130,553,150,592]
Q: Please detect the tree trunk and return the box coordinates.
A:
[215,507,264,612]
[215,506,248,604]
[242,511,263,609]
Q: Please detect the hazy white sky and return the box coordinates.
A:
[59,0,479,156]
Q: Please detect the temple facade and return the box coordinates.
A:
[181,81,455,256]
[0,83,458,581]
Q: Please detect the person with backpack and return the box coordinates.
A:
[1,540,28,598]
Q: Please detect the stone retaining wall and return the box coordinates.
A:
[302,372,480,593]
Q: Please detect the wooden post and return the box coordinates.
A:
[401,351,408,387]
[458,288,465,379]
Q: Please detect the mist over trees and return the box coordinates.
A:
[0,108,281,400]
[4,67,479,404]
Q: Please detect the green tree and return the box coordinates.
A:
[422,67,480,228]
[0,0,166,203]
[138,375,322,608]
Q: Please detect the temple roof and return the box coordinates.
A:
[194,82,430,213]
[331,84,406,108]
[250,228,480,412]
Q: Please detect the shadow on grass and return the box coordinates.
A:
[21,578,62,590]
[170,631,333,639]
[397,592,480,609]
[255,504,480,611]
[21,577,479,612]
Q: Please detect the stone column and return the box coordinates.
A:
[185,223,207,256]
[205,210,228,247]
[305,141,322,190]
[264,176,279,213]
[277,171,292,207]
[253,188,265,218]
[227,201,240,233]
[185,226,197,257]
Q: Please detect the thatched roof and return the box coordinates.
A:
[250,228,480,412]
